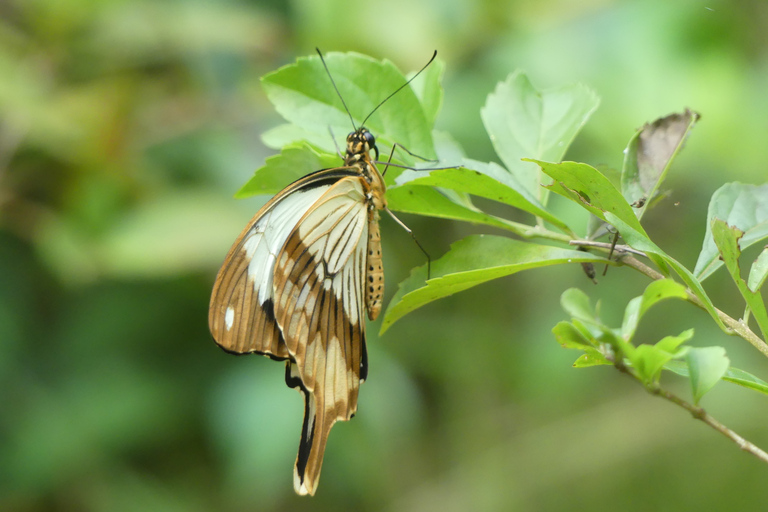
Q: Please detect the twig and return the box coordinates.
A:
[609,357,768,465]
[569,239,647,257]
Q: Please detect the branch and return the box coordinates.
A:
[611,357,768,464]
[569,239,647,256]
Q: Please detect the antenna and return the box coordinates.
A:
[316,48,438,130]
[316,48,357,130]
[361,50,437,127]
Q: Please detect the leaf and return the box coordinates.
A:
[261,52,435,160]
[631,330,692,385]
[560,288,597,323]
[748,246,768,293]
[665,360,768,397]
[533,160,648,236]
[552,320,612,367]
[686,346,730,404]
[655,330,694,353]
[552,321,593,349]
[394,161,571,233]
[711,219,768,340]
[604,212,726,332]
[480,72,599,202]
[260,123,334,151]
[573,349,611,367]
[620,279,689,340]
[380,236,610,333]
[235,143,340,198]
[694,182,768,281]
[385,185,515,232]
[557,290,633,356]
[621,110,700,218]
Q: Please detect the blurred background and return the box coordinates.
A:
[2,0,768,510]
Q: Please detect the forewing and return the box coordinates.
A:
[209,183,333,358]
[271,177,371,495]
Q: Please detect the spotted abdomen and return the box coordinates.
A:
[365,213,384,321]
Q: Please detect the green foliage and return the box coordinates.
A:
[685,347,730,405]
[711,219,768,340]
[237,143,340,197]
[620,279,688,340]
[253,51,438,183]
[748,247,768,293]
[392,164,571,232]
[480,72,600,202]
[380,236,608,333]
[694,183,768,281]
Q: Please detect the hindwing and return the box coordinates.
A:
[272,177,371,495]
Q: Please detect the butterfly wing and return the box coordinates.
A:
[271,176,372,495]
[208,168,363,359]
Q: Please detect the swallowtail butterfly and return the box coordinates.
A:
[209,49,436,495]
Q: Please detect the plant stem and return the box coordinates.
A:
[569,239,647,256]
[611,357,768,465]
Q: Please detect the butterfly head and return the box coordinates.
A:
[346,127,379,163]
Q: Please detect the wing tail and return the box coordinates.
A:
[292,382,337,496]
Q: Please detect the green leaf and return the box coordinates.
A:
[694,182,768,281]
[558,291,633,357]
[394,161,571,232]
[552,319,612,367]
[711,219,768,340]
[381,236,610,333]
[620,279,689,340]
[665,360,768,397]
[686,346,730,404]
[386,185,515,232]
[235,144,340,198]
[748,246,768,293]
[655,329,694,353]
[480,72,599,202]
[621,110,700,218]
[560,288,597,323]
[261,52,435,160]
[632,334,690,386]
[573,349,611,367]
[260,123,333,151]
[552,321,593,349]
[605,212,726,332]
[532,160,649,237]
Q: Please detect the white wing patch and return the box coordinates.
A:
[242,187,330,305]
[225,307,234,331]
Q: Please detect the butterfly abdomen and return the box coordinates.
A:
[365,210,384,321]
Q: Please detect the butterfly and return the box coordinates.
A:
[208,50,436,496]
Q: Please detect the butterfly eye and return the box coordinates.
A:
[362,130,375,147]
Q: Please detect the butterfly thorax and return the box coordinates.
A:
[345,127,386,211]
